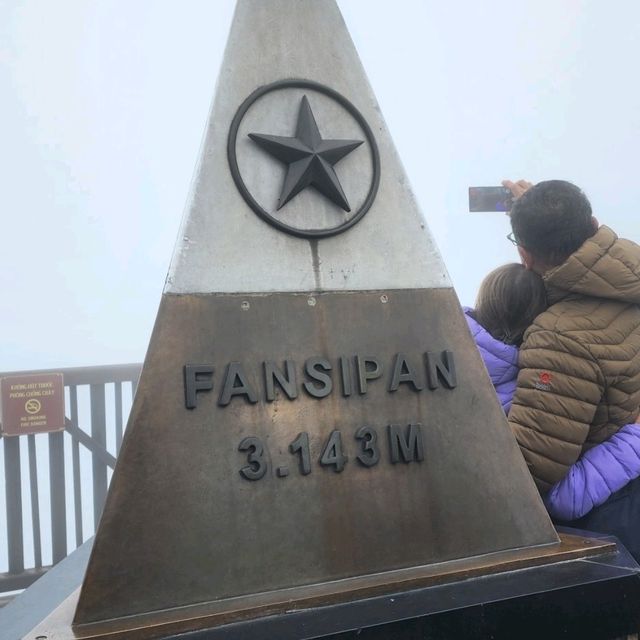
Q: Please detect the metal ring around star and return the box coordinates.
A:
[228,79,380,240]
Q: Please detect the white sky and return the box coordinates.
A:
[1,0,640,372]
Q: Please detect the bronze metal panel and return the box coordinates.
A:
[74,288,558,624]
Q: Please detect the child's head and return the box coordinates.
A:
[474,263,547,346]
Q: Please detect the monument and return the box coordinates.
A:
[19,2,639,639]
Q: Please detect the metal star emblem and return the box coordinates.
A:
[249,95,363,211]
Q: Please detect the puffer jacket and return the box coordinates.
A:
[509,226,640,492]
[465,308,640,520]
[464,308,518,413]
[545,423,640,520]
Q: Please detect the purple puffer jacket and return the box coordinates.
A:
[464,308,640,521]
[464,308,518,414]
[545,423,640,520]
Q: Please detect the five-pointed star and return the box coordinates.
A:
[249,95,363,211]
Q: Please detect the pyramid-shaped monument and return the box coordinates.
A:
[67,0,566,635]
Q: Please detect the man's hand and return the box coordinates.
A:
[502,179,533,200]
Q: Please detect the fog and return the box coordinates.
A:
[2,0,640,372]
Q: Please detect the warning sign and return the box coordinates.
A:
[0,373,65,436]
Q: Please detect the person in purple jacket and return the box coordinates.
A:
[466,263,640,521]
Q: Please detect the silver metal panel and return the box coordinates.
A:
[165,0,451,294]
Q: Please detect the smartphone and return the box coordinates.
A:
[468,186,514,212]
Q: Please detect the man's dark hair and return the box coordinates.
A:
[510,180,595,266]
[474,263,548,346]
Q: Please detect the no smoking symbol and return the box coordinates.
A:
[25,399,41,415]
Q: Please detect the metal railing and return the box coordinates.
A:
[0,364,141,594]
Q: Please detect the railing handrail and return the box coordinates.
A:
[0,363,142,386]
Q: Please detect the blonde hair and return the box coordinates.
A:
[474,263,548,346]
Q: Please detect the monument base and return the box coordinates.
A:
[23,533,627,640]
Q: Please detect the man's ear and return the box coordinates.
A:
[591,216,599,232]
[518,246,535,271]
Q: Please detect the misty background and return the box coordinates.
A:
[2,0,640,373]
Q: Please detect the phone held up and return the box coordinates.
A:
[468,186,514,213]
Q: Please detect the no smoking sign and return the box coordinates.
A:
[0,373,65,436]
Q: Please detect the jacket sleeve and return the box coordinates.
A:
[508,328,605,492]
[544,423,640,520]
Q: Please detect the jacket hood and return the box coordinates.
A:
[464,308,519,386]
[544,225,640,306]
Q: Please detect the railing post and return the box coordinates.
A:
[27,434,42,568]
[90,384,108,529]
[69,385,83,547]
[4,436,24,575]
[49,431,67,564]
[115,382,123,453]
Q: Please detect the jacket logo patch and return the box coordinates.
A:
[535,371,552,391]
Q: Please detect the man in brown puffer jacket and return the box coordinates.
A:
[505,180,640,497]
